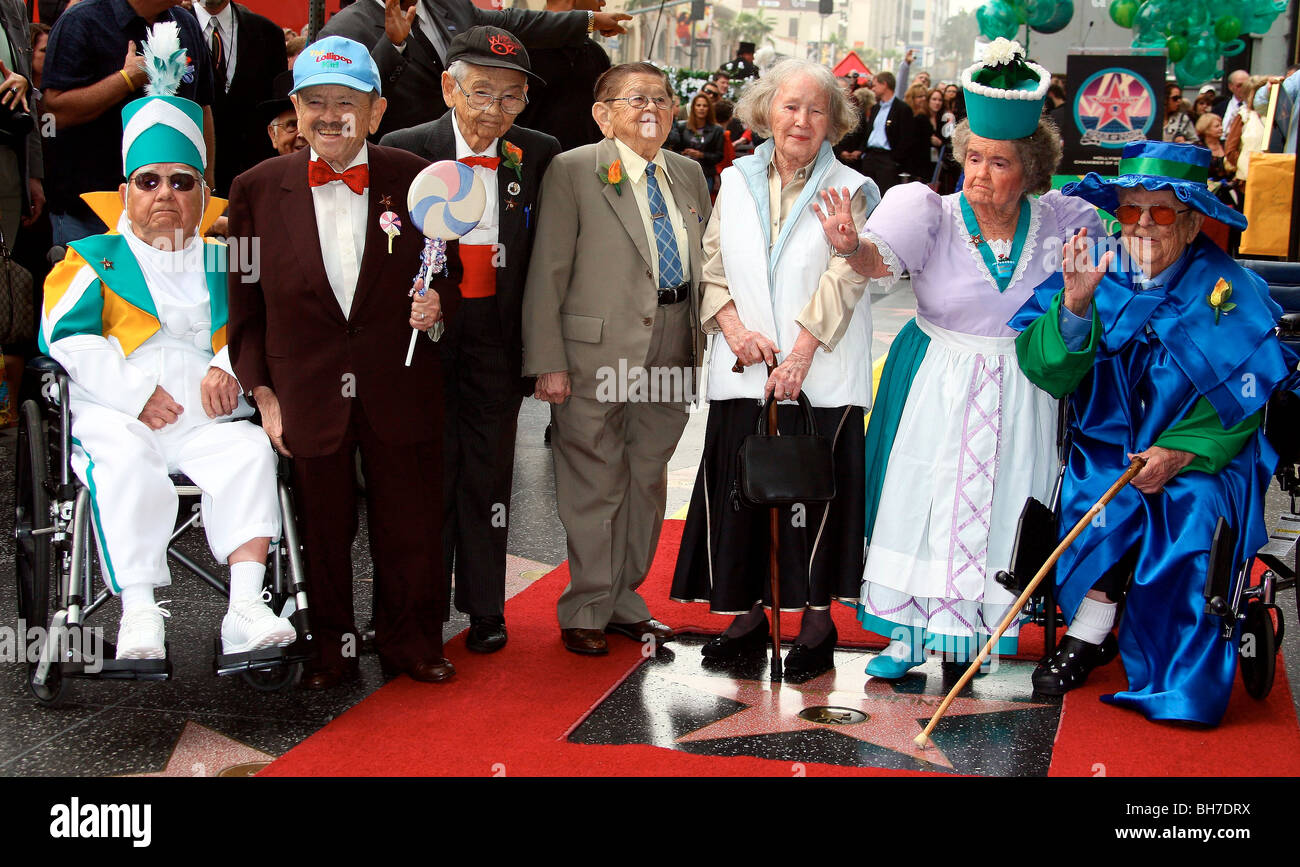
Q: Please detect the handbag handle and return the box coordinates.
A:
[1263,82,1280,153]
[753,391,819,437]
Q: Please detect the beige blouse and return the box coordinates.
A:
[699,157,871,351]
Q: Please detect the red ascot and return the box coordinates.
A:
[308,160,370,195]
[460,156,501,171]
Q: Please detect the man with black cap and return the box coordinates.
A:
[719,41,759,82]
[319,0,631,140]
[381,25,560,655]
[261,70,306,157]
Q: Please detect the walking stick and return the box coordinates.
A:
[767,369,783,682]
[913,456,1147,749]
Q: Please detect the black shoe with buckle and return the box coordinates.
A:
[1032,633,1118,696]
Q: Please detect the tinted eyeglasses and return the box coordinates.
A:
[1114,203,1191,226]
[131,171,202,193]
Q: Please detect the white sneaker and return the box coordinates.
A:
[222,600,297,654]
[116,603,171,660]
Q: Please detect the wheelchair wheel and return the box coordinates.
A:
[1240,601,1277,700]
[14,401,68,706]
[239,663,300,692]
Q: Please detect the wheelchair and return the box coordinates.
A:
[12,357,314,706]
[996,259,1300,701]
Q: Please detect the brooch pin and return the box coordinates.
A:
[969,232,984,247]
[100,258,114,270]
[507,180,521,197]
[505,198,517,210]
[380,211,402,253]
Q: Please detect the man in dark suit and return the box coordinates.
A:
[193,1,287,196]
[317,0,630,140]
[859,70,912,194]
[381,26,559,655]
[513,0,609,152]
[227,35,453,689]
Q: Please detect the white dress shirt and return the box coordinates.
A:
[309,144,370,318]
[195,2,237,92]
[451,110,500,248]
[611,138,691,287]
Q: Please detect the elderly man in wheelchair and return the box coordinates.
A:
[35,75,295,664]
[1009,141,1298,727]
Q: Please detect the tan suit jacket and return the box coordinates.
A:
[522,137,712,397]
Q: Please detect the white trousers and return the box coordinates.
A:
[69,403,281,592]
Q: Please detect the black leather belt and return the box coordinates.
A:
[657,283,689,306]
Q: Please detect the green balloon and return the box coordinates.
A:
[1109,0,1139,28]
[1166,34,1188,62]
[1214,15,1242,42]
[977,2,1021,40]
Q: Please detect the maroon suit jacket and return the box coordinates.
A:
[227,145,450,458]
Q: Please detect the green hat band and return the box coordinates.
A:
[1116,156,1208,184]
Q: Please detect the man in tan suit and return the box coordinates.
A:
[523,62,711,655]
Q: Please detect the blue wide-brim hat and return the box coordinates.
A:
[1064,140,1247,230]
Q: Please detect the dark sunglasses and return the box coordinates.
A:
[131,171,201,193]
[1114,203,1190,226]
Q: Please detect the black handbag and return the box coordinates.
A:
[736,393,836,507]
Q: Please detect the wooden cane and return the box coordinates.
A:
[767,373,783,682]
[913,456,1147,749]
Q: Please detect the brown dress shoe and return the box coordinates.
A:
[561,628,609,655]
[406,658,456,683]
[302,664,359,691]
[606,618,675,643]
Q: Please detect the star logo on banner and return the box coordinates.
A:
[661,658,1047,770]
[1085,74,1139,132]
[126,721,274,777]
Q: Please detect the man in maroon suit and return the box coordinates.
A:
[227,35,454,689]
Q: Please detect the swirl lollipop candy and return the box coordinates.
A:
[380,210,402,253]
[403,161,487,366]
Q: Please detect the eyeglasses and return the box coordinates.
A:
[603,94,675,111]
[1113,203,1191,225]
[130,171,202,193]
[454,80,527,115]
[702,88,719,98]
[270,119,299,133]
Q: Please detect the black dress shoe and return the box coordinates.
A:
[1032,633,1118,696]
[701,617,770,660]
[467,617,508,653]
[783,627,838,680]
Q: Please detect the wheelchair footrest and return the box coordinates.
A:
[1257,512,1300,580]
[64,642,173,680]
[212,638,313,677]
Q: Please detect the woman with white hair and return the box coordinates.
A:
[817,39,1106,679]
[669,59,879,680]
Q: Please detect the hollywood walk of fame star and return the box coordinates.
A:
[1085,74,1146,133]
[126,721,273,777]
[658,657,1048,770]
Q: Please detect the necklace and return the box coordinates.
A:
[960,192,1031,292]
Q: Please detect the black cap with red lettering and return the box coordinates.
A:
[445,26,546,85]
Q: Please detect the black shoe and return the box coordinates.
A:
[1032,633,1118,696]
[783,626,838,681]
[466,616,507,654]
[701,617,770,660]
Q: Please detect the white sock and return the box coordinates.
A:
[228,562,267,606]
[120,584,155,613]
[1066,596,1117,645]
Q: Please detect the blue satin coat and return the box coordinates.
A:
[1010,235,1293,725]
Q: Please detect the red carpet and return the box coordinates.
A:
[263,520,1300,777]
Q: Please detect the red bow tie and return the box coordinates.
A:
[308,160,370,195]
[460,156,500,171]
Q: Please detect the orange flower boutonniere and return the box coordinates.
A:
[1208,277,1236,324]
[501,140,523,182]
[599,159,624,196]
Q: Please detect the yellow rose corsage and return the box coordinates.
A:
[1208,277,1236,324]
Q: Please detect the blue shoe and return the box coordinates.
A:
[866,638,926,680]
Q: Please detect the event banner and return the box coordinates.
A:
[1062,53,1166,177]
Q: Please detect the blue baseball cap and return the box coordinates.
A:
[291,36,382,96]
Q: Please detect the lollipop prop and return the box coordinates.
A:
[403,160,487,367]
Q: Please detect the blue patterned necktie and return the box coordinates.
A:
[644,164,685,289]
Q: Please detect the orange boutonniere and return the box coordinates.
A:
[1208,277,1236,324]
[500,140,523,182]
[598,159,624,196]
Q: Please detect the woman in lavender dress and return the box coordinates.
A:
[816,40,1106,679]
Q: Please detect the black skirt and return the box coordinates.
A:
[670,398,866,612]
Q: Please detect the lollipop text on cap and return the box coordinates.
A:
[445,26,544,84]
[291,35,382,96]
